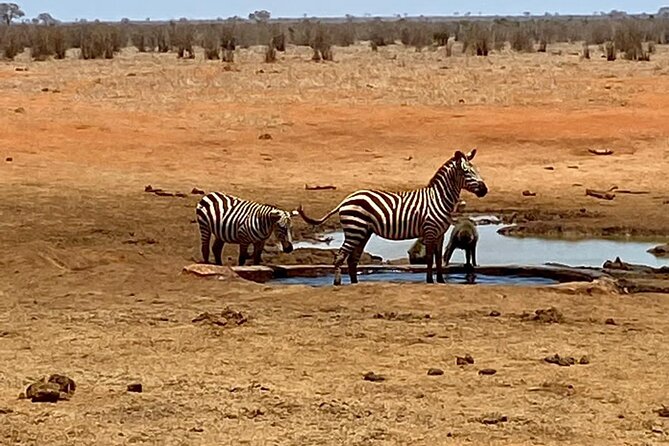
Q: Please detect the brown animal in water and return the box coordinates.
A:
[443,217,478,269]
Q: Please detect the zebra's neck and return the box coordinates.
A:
[427,162,463,214]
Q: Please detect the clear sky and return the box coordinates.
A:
[14,1,668,22]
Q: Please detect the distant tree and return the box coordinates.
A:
[37,12,58,25]
[248,9,270,22]
[0,3,25,25]
[121,17,130,24]
[523,11,531,17]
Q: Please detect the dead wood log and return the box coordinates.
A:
[586,189,615,200]
[305,184,337,191]
[588,148,614,156]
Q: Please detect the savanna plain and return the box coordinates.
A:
[1,41,669,445]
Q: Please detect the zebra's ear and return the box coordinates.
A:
[454,150,465,161]
[466,148,477,161]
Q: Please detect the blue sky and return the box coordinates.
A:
[15,1,667,22]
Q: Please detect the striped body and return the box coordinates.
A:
[298,150,487,285]
[196,192,294,266]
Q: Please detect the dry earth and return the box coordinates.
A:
[1,42,669,445]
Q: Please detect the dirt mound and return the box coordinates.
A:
[192,308,248,328]
[521,307,564,323]
[22,374,76,403]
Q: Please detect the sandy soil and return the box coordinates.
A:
[1,43,669,444]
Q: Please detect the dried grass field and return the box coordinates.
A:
[1,42,669,445]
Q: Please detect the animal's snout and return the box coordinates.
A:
[475,183,488,198]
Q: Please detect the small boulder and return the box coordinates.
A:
[127,383,143,393]
[478,368,497,376]
[363,371,385,382]
[427,368,444,376]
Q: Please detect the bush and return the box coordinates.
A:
[461,22,491,56]
[582,43,590,59]
[170,21,195,59]
[509,26,534,52]
[76,24,123,59]
[30,26,53,60]
[0,25,25,60]
[604,41,616,61]
[202,26,220,60]
[221,37,235,62]
[615,21,647,61]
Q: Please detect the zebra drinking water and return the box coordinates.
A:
[196,192,297,266]
[298,149,488,285]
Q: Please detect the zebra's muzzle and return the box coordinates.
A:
[474,183,488,197]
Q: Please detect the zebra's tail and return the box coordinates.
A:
[297,203,341,226]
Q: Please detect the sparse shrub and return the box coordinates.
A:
[462,22,491,56]
[537,39,547,52]
[50,26,67,59]
[0,25,24,60]
[30,26,53,60]
[310,25,333,61]
[582,43,590,59]
[202,26,220,60]
[604,41,616,61]
[77,24,123,59]
[445,39,453,57]
[221,37,235,62]
[131,27,147,52]
[614,21,648,61]
[270,33,285,51]
[433,31,450,46]
[264,41,276,62]
[170,21,195,59]
[370,40,378,51]
[509,26,534,52]
[648,40,656,53]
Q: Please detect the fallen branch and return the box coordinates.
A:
[305,184,337,191]
[616,190,650,195]
[586,189,615,200]
[588,148,614,156]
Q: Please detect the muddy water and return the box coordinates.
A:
[272,271,558,287]
[293,219,668,268]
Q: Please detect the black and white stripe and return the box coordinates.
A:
[298,150,488,285]
[196,192,295,266]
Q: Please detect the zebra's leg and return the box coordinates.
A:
[252,241,265,265]
[238,243,250,266]
[435,235,445,284]
[472,240,478,268]
[425,242,435,284]
[333,250,348,286]
[212,239,224,265]
[201,234,211,264]
[347,236,370,284]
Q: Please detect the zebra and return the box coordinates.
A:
[443,217,479,270]
[196,192,297,266]
[298,149,488,285]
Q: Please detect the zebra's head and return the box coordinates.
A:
[270,209,296,253]
[455,149,488,198]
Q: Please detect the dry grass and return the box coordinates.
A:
[1,42,669,445]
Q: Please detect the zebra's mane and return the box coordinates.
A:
[427,157,459,188]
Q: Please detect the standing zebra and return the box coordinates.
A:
[196,192,296,266]
[298,150,488,285]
